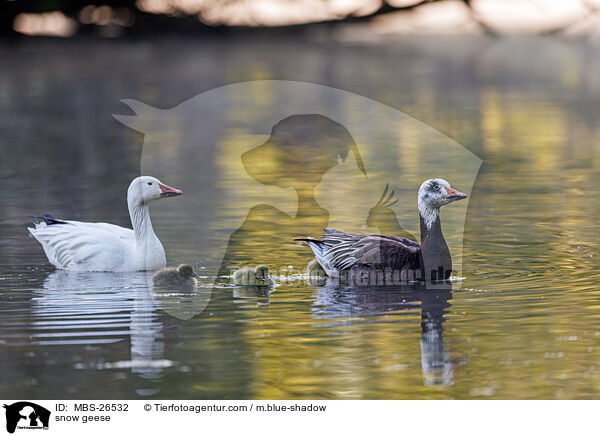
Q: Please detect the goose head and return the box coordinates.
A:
[127,176,182,205]
[178,264,198,279]
[418,179,466,227]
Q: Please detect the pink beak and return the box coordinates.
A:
[445,186,467,201]
[159,182,183,198]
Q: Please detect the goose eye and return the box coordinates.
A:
[430,183,439,192]
[147,182,153,186]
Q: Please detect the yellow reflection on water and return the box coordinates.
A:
[132,77,600,399]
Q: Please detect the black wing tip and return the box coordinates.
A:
[294,237,316,243]
[294,237,325,246]
[31,214,67,225]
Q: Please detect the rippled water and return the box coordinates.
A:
[1,36,600,399]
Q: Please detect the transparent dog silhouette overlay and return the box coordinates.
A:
[114,80,482,320]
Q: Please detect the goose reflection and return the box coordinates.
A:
[33,271,166,395]
[419,289,454,386]
[311,280,457,386]
[232,286,271,307]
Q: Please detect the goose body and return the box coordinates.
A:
[28,176,182,272]
[296,179,466,283]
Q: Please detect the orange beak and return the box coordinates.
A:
[159,183,183,198]
[445,186,467,202]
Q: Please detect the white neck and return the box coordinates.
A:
[128,199,166,270]
[418,201,439,230]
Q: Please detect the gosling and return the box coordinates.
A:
[152,264,198,289]
[233,265,274,286]
[307,259,327,277]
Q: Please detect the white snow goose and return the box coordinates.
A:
[28,176,182,272]
[295,179,467,283]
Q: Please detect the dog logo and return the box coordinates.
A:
[114,80,481,316]
[3,402,50,434]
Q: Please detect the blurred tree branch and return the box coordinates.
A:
[349,0,435,21]
[538,0,600,35]
[2,0,600,38]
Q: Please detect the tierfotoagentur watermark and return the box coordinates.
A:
[113,80,481,320]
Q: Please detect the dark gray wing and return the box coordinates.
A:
[322,228,419,249]
[319,228,422,271]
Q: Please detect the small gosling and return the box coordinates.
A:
[307,259,327,277]
[233,265,274,286]
[152,264,198,289]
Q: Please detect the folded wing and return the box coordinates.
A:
[28,221,133,271]
[305,228,422,275]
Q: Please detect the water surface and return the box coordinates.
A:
[1,36,600,399]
